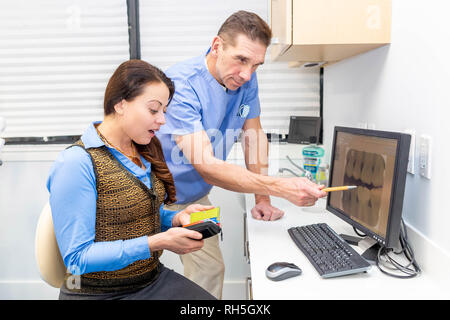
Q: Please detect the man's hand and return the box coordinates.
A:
[172,204,215,227]
[251,196,284,221]
[276,177,327,207]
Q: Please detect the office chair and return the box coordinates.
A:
[35,201,66,288]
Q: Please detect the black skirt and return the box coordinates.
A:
[58,264,216,300]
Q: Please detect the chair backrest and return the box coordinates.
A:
[34,202,66,288]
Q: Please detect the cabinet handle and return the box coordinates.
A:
[243,211,247,257]
[243,211,250,263]
[245,240,250,264]
[246,277,253,300]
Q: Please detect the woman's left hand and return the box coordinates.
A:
[172,204,215,227]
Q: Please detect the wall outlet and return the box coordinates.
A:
[358,122,368,129]
[419,135,432,179]
[404,129,416,175]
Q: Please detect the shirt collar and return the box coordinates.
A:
[203,48,239,95]
[81,121,105,149]
[81,120,152,174]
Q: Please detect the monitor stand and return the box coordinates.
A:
[340,234,381,263]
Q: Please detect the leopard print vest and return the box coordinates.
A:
[63,140,166,294]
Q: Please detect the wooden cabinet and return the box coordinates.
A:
[270,0,391,65]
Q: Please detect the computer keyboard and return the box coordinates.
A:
[288,223,371,278]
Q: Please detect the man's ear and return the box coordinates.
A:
[114,99,126,115]
[210,36,222,57]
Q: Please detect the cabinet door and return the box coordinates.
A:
[270,0,292,60]
[292,0,391,45]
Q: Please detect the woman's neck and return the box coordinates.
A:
[96,117,134,155]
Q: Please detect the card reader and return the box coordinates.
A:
[183,220,222,240]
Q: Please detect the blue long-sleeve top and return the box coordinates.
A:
[46,121,178,275]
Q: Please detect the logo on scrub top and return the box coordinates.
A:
[237,104,250,118]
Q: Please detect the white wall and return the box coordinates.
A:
[0,146,63,299]
[323,0,450,255]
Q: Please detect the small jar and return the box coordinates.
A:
[317,163,329,186]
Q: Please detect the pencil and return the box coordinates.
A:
[322,185,357,192]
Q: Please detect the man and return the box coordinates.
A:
[157,11,326,299]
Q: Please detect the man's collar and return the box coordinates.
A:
[205,47,236,94]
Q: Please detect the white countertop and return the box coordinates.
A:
[245,194,450,300]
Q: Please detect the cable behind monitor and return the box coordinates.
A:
[349,219,421,278]
[375,219,421,278]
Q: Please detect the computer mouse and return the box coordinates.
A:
[265,262,302,281]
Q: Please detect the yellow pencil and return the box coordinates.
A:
[323,185,357,192]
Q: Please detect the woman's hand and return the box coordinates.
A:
[171,204,215,227]
[147,204,215,255]
[147,228,204,255]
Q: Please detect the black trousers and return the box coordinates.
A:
[59,265,216,300]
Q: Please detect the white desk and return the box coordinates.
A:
[244,195,450,300]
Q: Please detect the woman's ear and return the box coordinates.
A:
[114,99,126,115]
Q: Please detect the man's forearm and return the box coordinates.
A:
[195,157,282,197]
[176,129,281,197]
[242,126,270,202]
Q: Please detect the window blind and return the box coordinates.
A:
[139,0,320,135]
[0,0,130,138]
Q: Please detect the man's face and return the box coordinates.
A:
[214,34,266,90]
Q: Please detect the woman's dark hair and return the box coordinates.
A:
[104,59,174,116]
[104,59,176,204]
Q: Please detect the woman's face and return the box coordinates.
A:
[117,81,170,145]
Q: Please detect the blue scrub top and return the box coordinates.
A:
[156,49,261,204]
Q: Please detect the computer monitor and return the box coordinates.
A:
[287,116,321,144]
[326,126,411,249]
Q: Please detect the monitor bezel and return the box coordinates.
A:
[326,126,411,248]
[287,116,321,144]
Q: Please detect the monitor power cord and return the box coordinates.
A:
[375,219,421,278]
[353,227,366,237]
[354,219,421,279]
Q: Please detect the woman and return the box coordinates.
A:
[46,60,215,300]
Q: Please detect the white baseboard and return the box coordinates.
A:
[405,221,450,285]
[0,281,59,300]
[222,281,247,300]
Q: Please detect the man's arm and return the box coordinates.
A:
[241,116,268,178]
[175,129,275,195]
[241,116,284,220]
[241,117,270,200]
[175,130,326,207]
